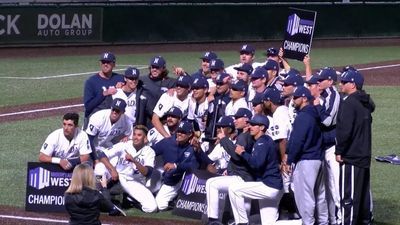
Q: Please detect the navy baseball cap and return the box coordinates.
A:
[252,93,264,106]
[234,108,253,119]
[200,51,218,61]
[176,75,192,88]
[305,75,319,85]
[166,107,183,118]
[192,77,209,89]
[317,67,337,82]
[342,65,357,72]
[283,71,304,86]
[216,72,231,84]
[150,56,166,68]
[263,88,281,104]
[111,98,127,112]
[234,63,254,75]
[100,52,116,62]
[263,59,279,72]
[177,120,193,134]
[340,70,364,89]
[231,80,247,92]
[248,114,269,128]
[265,47,279,57]
[216,116,235,128]
[293,86,314,101]
[210,58,225,70]
[124,67,140,79]
[240,44,255,55]
[251,67,267,79]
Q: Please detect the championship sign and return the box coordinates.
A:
[25,162,72,212]
[283,8,317,61]
[173,170,226,220]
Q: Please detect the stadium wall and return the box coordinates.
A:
[0,3,399,46]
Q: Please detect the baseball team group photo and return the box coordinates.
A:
[0,1,399,225]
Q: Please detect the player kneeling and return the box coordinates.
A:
[94,125,157,213]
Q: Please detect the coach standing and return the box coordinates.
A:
[83,52,125,129]
[335,69,375,225]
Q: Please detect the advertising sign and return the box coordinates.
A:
[25,162,72,212]
[0,7,102,44]
[283,8,317,61]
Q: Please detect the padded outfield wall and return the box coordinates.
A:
[0,3,399,46]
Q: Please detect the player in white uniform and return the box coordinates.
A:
[151,75,191,138]
[111,67,140,127]
[225,80,249,116]
[187,76,211,133]
[225,44,257,81]
[94,125,157,213]
[86,98,132,181]
[282,70,305,125]
[39,112,91,170]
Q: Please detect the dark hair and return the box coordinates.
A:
[63,112,79,126]
[134,125,149,135]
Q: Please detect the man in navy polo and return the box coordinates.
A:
[229,114,283,225]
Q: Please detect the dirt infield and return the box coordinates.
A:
[0,40,399,224]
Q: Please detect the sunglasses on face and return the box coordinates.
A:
[101,61,113,64]
[112,108,121,114]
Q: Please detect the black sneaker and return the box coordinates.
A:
[109,204,126,217]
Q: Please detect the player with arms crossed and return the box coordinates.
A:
[39,112,91,170]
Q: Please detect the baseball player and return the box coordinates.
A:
[314,67,342,225]
[109,67,154,128]
[146,107,182,194]
[39,112,91,170]
[187,76,211,133]
[247,67,268,103]
[85,98,132,181]
[83,52,125,129]
[281,69,305,124]
[225,44,257,81]
[229,115,283,225]
[225,80,249,116]
[206,108,254,224]
[264,59,282,91]
[191,51,218,80]
[151,121,198,211]
[151,75,192,138]
[94,125,157,213]
[286,86,328,225]
[234,63,253,84]
[253,47,291,77]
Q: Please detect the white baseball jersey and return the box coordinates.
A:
[269,105,292,141]
[225,62,261,82]
[288,98,297,125]
[147,125,171,146]
[153,92,190,118]
[187,97,211,132]
[94,142,158,213]
[225,97,249,116]
[40,128,92,159]
[104,141,155,184]
[208,142,231,171]
[112,88,137,126]
[85,109,132,151]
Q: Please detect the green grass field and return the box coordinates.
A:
[0,45,399,224]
